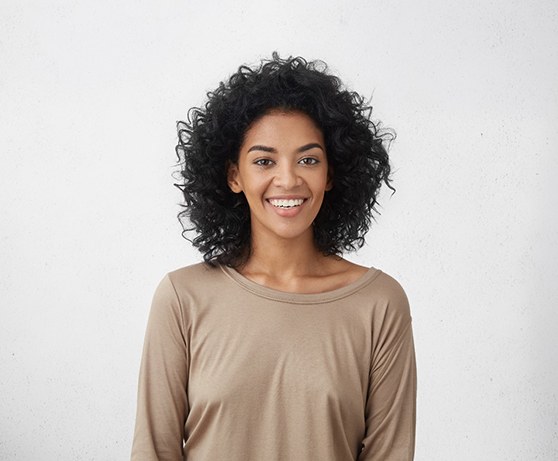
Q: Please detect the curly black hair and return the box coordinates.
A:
[175,53,395,267]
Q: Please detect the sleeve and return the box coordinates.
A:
[131,274,190,461]
[357,283,417,461]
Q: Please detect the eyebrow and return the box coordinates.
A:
[247,143,324,154]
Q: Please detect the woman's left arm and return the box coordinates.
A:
[357,281,417,461]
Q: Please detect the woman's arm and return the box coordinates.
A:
[131,275,189,461]
[358,283,417,460]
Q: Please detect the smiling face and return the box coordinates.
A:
[227,110,332,245]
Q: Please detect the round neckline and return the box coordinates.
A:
[219,264,381,304]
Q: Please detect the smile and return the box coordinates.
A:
[267,198,306,208]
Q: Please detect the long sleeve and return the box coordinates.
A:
[358,284,417,461]
[131,274,190,461]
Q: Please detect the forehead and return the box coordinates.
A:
[242,110,324,146]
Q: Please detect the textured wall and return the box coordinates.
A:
[1,0,556,459]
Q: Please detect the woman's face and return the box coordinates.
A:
[228,110,332,244]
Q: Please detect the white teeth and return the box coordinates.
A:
[268,199,305,208]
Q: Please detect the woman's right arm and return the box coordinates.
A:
[131,274,189,461]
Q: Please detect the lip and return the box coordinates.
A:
[265,197,309,217]
[265,195,308,200]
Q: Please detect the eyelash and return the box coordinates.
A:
[254,158,273,167]
[253,157,320,167]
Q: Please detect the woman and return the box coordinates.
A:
[131,54,416,461]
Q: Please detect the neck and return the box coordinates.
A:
[240,228,327,279]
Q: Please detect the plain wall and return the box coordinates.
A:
[1,0,557,459]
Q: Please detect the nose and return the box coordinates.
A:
[273,162,301,189]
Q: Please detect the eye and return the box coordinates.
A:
[299,157,319,165]
[254,158,274,167]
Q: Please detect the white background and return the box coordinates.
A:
[1,1,557,459]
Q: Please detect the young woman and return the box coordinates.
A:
[131,54,416,461]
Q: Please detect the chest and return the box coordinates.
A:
[186,300,372,418]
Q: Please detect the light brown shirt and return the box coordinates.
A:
[131,262,416,460]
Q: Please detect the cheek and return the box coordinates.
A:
[243,176,269,200]
[315,170,331,191]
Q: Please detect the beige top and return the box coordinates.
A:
[131,262,416,461]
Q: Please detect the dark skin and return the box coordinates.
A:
[227,110,368,294]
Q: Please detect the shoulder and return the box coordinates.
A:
[148,262,225,320]
[167,261,222,285]
[372,270,409,306]
[362,270,414,363]
[363,268,412,324]
[158,262,227,303]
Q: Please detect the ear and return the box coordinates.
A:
[325,165,334,191]
[227,161,243,193]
